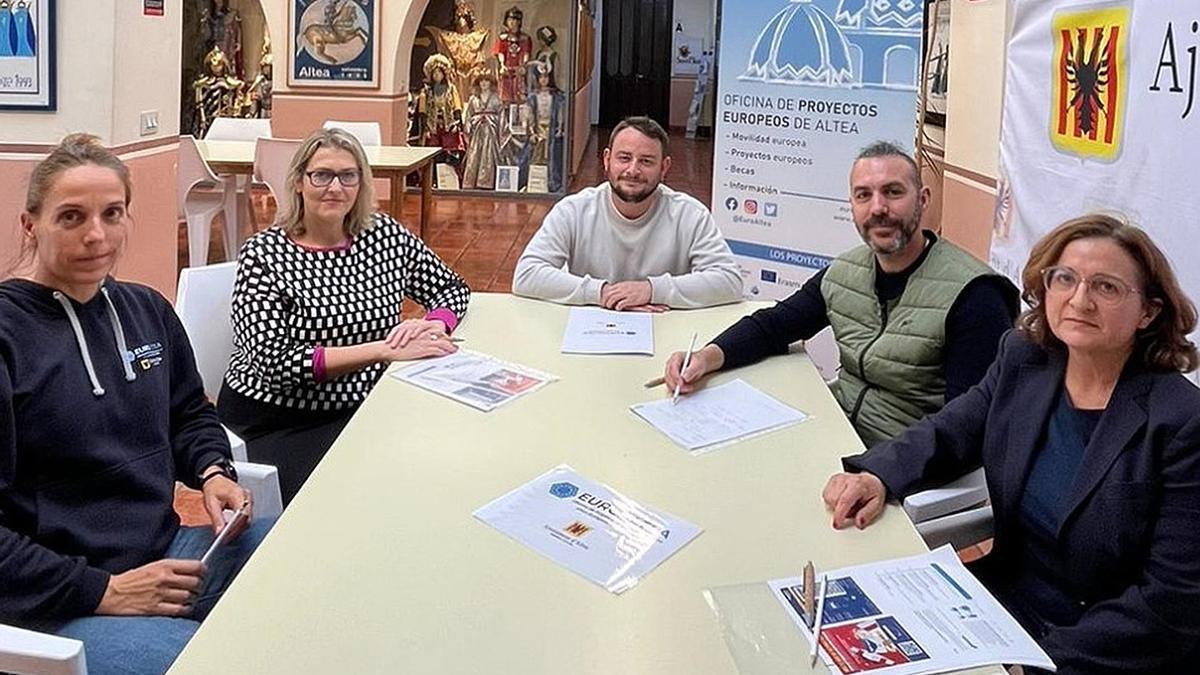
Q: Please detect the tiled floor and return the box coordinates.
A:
[176,127,992,563]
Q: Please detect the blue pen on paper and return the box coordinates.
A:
[672,332,698,405]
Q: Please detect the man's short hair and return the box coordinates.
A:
[855,141,922,189]
[609,116,670,157]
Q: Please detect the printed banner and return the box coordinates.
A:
[0,0,55,110]
[289,0,378,88]
[713,0,922,299]
[994,0,1200,384]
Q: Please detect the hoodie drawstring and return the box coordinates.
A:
[52,291,106,397]
[101,286,137,383]
[52,286,138,397]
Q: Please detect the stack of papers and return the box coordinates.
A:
[769,546,1056,674]
[630,379,807,454]
[390,350,556,412]
[560,307,654,355]
[474,465,702,593]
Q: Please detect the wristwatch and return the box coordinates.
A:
[200,458,238,484]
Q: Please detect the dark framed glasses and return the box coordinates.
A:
[305,169,361,187]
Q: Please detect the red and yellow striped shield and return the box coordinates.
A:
[1049,5,1130,161]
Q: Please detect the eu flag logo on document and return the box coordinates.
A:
[549,482,579,499]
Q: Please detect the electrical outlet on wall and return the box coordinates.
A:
[140,110,159,137]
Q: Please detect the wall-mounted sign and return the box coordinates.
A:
[289,0,379,89]
[0,0,56,111]
[144,0,164,17]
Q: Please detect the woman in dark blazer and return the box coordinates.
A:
[822,214,1200,674]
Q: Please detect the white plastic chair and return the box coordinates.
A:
[253,137,302,216]
[0,622,86,675]
[206,117,272,142]
[322,119,382,146]
[175,263,284,519]
[903,467,994,550]
[178,135,240,267]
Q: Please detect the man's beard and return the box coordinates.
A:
[858,209,921,255]
[609,175,657,204]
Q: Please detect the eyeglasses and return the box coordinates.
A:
[305,169,361,187]
[1041,266,1142,305]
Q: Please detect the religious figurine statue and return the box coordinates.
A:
[461,73,502,190]
[200,1,243,77]
[493,6,532,104]
[527,26,559,96]
[424,0,494,104]
[525,63,567,192]
[192,46,247,137]
[417,54,465,158]
[245,33,274,119]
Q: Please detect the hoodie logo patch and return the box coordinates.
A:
[131,342,164,371]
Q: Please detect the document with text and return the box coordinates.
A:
[560,307,654,355]
[474,465,702,594]
[390,350,556,412]
[769,546,1055,674]
[630,379,807,453]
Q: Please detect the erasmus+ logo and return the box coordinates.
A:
[1049,4,1130,162]
[549,482,578,499]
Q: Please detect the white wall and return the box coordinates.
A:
[112,0,182,145]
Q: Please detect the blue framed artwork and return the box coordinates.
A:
[0,0,56,110]
[290,0,379,89]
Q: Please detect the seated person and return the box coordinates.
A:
[664,141,1018,446]
[513,115,742,311]
[824,214,1200,674]
[1,134,268,674]
[219,128,470,504]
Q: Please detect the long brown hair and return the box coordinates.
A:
[6,133,132,277]
[1017,213,1197,372]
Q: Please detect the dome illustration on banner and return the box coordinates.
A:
[742,0,922,90]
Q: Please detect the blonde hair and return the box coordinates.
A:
[1017,213,1198,372]
[7,133,131,276]
[277,127,377,238]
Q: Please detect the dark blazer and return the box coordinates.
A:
[844,330,1200,675]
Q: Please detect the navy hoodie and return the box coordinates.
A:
[0,278,230,622]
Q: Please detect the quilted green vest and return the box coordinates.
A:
[820,237,995,447]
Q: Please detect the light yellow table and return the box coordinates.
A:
[197,139,441,238]
[169,294,1001,674]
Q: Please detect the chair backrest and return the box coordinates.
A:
[0,621,87,675]
[322,120,382,146]
[175,262,239,400]
[177,135,221,214]
[253,137,302,213]
[205,117,273,142]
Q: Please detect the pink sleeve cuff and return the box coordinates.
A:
[313,345,327,382]
[425,308,459,334]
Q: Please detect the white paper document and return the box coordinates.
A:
[768,546,1056,674]
[560,307,654,355]
[474,465,702,594]
[630,379,807,453]
[390,350,556,412]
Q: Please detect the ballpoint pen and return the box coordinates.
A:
[672,332,698,405]
[811,573,828,667]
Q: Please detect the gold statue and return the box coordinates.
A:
[245,31,274,119]
[192,46,247,137]
[423,0,494,102]
[417,54,465,153]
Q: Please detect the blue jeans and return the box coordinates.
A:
[37,518,274,675]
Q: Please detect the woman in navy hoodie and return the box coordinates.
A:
[0,134,269,674]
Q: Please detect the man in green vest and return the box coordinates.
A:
[662,141,1018,447]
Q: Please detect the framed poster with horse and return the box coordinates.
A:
[290,0,380,88]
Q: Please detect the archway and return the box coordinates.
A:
[181,0,272,136]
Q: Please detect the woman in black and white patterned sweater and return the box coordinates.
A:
[219,128,470,503]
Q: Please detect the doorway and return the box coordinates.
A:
[598,0,673,129]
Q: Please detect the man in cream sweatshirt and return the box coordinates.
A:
[513,116,742,311]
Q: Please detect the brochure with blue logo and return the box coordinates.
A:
[473,465,702,594]
[767,546,1054,674]
[560,307,655,355]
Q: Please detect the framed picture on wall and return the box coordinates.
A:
[922,0,950,127]
[289,0,380,89]
[0,0,57,111]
